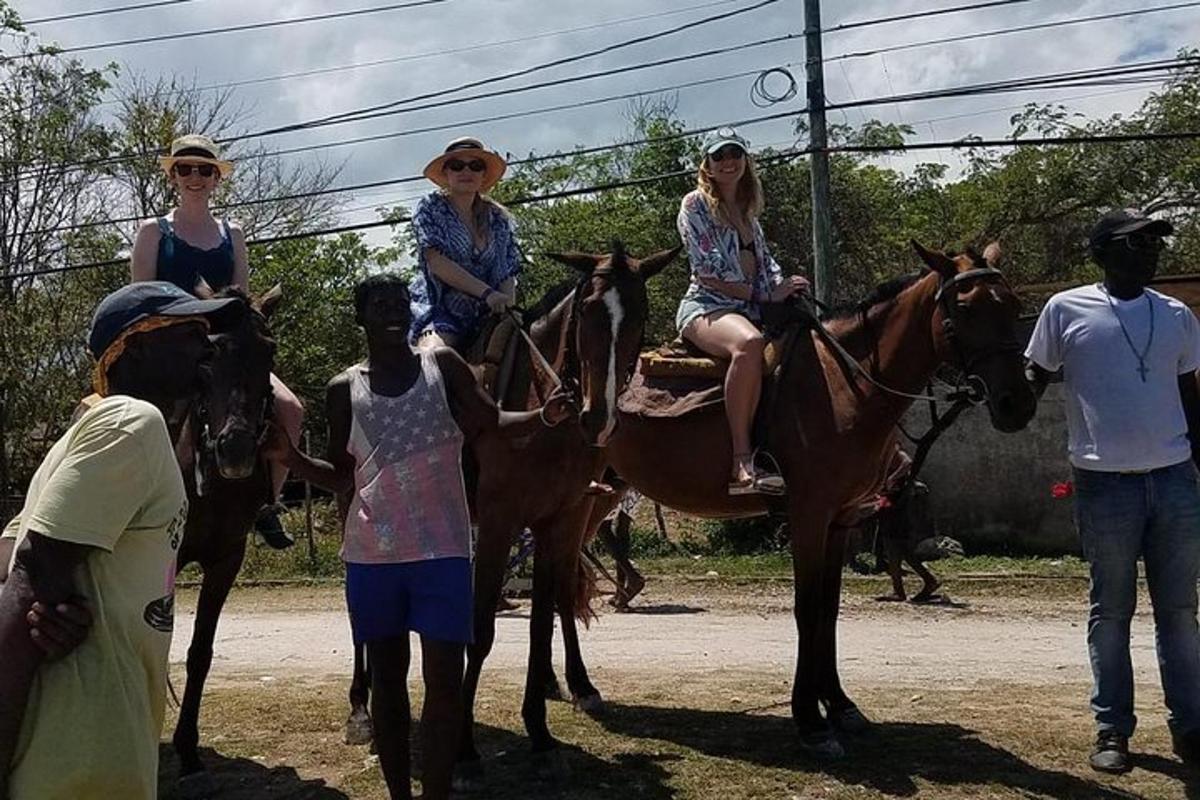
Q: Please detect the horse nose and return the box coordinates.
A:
[992,388,1036,432]
[215,428,258,478]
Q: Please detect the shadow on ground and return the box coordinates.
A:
[158,744,349,799]
[595,701,1148,799]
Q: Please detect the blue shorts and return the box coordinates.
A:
[345,558,474,645]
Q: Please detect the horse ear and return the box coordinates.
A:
[257,284,284,320]
[911,239,957,278]
[635,245,682,280]
[545,252,600,275]
[982,241,1002,268]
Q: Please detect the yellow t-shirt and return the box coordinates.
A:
[1,395,186,800]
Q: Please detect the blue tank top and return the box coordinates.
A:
[155,216,235,294]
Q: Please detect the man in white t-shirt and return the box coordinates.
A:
[1026,208,1200,774]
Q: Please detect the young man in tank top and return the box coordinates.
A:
[267,274,573,800]
[1026,209,1200,774]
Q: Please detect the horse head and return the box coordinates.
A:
[195,285,281,484]
[912,240,1037,433]
[547,241,680,446]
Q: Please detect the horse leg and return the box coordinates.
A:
[789,506,843,759]
[613,511,644,607]
[559,562,602,713]
[454,518,516,790]
[173,543,246,778]
[818,527,871,736]
[522,527,566,771]
[345,642,374,746]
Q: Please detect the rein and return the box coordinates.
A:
[805,266,1015,407]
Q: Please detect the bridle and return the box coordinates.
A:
[933,265,1025,383]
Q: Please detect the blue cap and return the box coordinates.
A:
[88,281,243,357]
[701,126,749,157]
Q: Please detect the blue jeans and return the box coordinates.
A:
[1074,461,1200,738]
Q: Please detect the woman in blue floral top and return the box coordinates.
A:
[676,128,809,495]
[410,137,521,350]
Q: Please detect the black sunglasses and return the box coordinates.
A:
[1114,231,1167,252]
[446,159,486,173]
[173,163,217,178]
[709,145,745,163]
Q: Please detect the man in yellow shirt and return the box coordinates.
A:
[0,281,242,800]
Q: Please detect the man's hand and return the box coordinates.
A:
[27,597,92,662]
[540,384,579,427]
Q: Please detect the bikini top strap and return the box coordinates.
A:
[157,217,174,262]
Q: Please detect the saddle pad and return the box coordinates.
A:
[617,371,724,418]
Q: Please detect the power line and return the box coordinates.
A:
[829,0,1051,32]
[828,1,1200,63]
[24,109,802,236]
[94,0,742,103]
[10,32,796,181]
[16,128,1200,281]
[5,0,451,59]
[24,1,203,25]
[247,0,782,138]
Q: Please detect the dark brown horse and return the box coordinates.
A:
[172,286,280,782]
[539,242,1037,759]
[455,242,678,785]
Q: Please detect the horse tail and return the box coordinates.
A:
[574,555,599,627]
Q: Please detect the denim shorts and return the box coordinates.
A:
[345,558,473,645]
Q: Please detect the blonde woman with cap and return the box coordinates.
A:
[410,136,521,350]
[676,127,809,495]
[130,134,303,549]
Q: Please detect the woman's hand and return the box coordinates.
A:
[485,291,514,314]
[769,275,810,303]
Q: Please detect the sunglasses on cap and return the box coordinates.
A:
[708,145,745,163]
[1113,231,1167,252]
[173,163,217,178]
[446,159,486,173]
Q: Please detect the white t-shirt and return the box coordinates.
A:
[1025,284,1200,472]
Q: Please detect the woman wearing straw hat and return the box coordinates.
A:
[410,137,520,351]
[130,134,304,548]
[675,127,809,496]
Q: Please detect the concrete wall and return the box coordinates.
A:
[903,384,1078,555]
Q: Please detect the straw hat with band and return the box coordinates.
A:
[158,134,234,179]
[423,137,507,192]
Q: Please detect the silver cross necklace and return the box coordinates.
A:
[1101,284,1154,382]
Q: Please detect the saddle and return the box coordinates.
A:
[463,313,523,403]
[619,328,798,420]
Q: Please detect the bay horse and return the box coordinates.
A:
[172,286,281,782]
[455,242,678,785]
[545,242,1038,759]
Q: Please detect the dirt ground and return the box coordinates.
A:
[159,577,1200,799]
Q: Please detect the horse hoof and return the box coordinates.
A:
[575,692,605,715]
[798,732,845,761]
[179,769,215,800]
[532,749,571,783]
[452,760,485,794]
[544,678,567,702]
[345,708,374,746]
[829,705,873,736]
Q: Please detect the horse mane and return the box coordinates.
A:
[826,272,924,321]
[524,278,579,326]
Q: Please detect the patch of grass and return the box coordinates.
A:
[159,674,1189,799]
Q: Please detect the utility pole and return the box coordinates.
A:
[804,0,835,306]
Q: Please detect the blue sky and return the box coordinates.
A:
[10,0,1200,242]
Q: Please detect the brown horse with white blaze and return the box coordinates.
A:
[455,242,679,784]
[595,241,1037,757]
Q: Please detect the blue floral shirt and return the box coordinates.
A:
[409,192,522,342]
[675,189,783,332]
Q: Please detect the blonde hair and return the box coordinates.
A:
[696,153,765,228]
